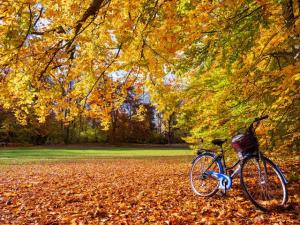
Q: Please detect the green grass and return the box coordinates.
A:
[0,146,194,164]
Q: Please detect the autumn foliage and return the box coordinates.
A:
[1,158,299,224]
[0,1,299,148]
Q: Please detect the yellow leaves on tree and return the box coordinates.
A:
[0,0,299,150]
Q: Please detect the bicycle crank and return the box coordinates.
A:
[206,171,232,190]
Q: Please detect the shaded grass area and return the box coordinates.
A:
[0,147,194,164]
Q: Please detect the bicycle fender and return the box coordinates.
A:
[192,150,216,164]
[196,149,215,155]
[262,156,289,185]
[270,161,289,184]
[191,152,224,174]
[191,149,216,164]
[191,156,198,164]
[277,167,288,184]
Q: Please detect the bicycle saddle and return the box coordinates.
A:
[212,139,227,146]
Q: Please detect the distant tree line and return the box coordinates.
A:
[0,94,184,145]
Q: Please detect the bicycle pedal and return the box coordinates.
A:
[217,191,226,197]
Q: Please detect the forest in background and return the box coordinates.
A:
[0,0,299,151]
[0,101,183,145]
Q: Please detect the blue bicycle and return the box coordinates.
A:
[189,116,288,211]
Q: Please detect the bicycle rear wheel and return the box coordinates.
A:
[189,152,223,197]
[240,155,288,211]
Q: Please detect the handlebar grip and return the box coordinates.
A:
[260,115,269,120]
[255,115,269,122]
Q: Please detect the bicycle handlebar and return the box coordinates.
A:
[254,115,269,122]
[248,115,269,133]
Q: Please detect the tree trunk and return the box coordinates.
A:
[282,0,296,28]
[167,113,175,144]
[109,109,117,144]
[64,125,70,144]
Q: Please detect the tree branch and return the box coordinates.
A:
[83,43,123,108]
[75,0,108,35]
[17,4,32,49]
[33,6,44,27]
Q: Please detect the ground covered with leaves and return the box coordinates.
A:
[0,157,299,224]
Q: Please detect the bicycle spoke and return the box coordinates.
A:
[190,153,221,197]
[241,156,287,210]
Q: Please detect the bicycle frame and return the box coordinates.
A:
[197,147,241,180]
[193,149,239,191]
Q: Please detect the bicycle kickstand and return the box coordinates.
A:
[218,187,227,197]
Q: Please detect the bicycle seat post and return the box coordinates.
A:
[220,144,224,153]
[220,144,227,174]
[211,139,227,173]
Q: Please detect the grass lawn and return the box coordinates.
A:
[0,146,194,164]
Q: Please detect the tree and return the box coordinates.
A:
[172,0,300,151]
[0,0,299,150]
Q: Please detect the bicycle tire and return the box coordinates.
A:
[189,152,223,197]
[240,154,288,211]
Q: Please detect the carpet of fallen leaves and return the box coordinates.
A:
[0,157,299,224]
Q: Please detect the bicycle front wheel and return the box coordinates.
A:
[189,152,223,197]
[240,155,288,211]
